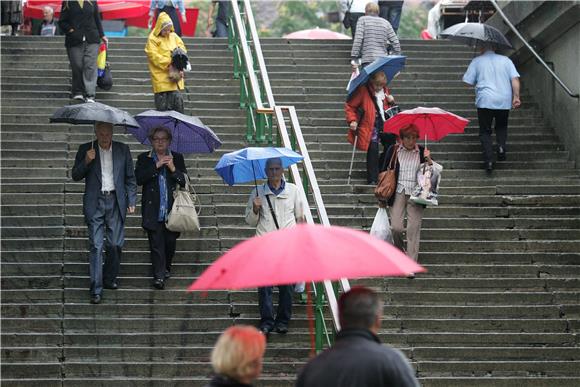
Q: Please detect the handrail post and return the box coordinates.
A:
[315,282,326,352]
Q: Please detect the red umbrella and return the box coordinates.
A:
[383,106,469,141]
[284,27,351,40]
[188,224,425,291]
[24,0,149,20]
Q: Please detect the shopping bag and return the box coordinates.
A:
[370,207,393,244]
[166,175,200,233]
[410,161,443,206]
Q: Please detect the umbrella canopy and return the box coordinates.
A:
[188,223,426,290]
[347,55,406,99]
[132,110,221,154]
[24,0,149,20]
[50,102,139,127]
[440,22,512,49]
[383,107,469,141]
[284,27,351,40]
[214,147,304,186]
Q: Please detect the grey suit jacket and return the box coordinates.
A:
[72,140,137,222]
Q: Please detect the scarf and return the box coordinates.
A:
[153,152,169,222]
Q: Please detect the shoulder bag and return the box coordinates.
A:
[166,174,200,233]
[374,145,398,201]
[342,0,353,29]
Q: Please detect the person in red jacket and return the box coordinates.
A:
[345,71,397,184]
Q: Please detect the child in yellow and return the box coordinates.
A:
[145,12,187,113]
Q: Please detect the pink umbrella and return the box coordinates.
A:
[383,106,469,142]
[284,27,351,40]
[188,224,425,291]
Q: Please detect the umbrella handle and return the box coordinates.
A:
[251,162,258,195]
[347,135,358,185]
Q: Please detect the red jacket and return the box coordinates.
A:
[344,84,392,152]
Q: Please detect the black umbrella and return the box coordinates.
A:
[50,101,139,128]
[440,22,512,49]
[171,47,189,71]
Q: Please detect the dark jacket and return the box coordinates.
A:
[135,150,187,230]
[382,144,426,207]
[71,140,137,222]
[296,328,420,387]
[58,0,104,47]
[205,374,252,387]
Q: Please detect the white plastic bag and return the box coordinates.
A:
[370,208,393,244]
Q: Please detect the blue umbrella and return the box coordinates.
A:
[347,55,406,99]
[215,147,304,187]
[131,110,222,154]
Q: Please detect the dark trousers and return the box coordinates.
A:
[348,12,364,37]
[477,108,509,163]
[154,91,184,113]
[213,19,228,37]
[258,285,293,329]
[156,6,182,37]
[66,42,99,98]
[146,222,180,280]
[367,141,380,183]
[379,3,403,33]
[87,193,124,296]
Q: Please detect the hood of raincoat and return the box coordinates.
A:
[145,12,186,94]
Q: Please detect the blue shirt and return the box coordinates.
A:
[463,50,520,110]
[268,179,286,196]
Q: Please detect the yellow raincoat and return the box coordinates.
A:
[145,12,186,94]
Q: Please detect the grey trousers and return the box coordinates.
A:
[390,192,424,261]
[154,91,184,113]
[67,42,99,98]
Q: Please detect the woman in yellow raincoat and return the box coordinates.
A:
[145,12,187,113]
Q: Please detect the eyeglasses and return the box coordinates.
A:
[152,137,169,142]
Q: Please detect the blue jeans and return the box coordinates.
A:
[213,19,228,38]
[258,285,293,329]
[379,4,403,33]
[87,193,124,296]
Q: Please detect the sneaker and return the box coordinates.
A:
[72,95,84,101]
[497,147,506,161]
[85,97,95,103]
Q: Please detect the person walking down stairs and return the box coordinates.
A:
[135,127,188,290]
[59,0,107,103]
[145,12,187,113]
[71,122,137,304]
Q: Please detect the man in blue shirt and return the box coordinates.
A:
[463,44,521,171]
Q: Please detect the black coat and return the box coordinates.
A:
[205,374,252,387]
[296,329,419,387]
[135,150,187,230]
[382,144,426,207]
[58,0,104,47]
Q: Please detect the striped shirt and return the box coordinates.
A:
[351,15,401,64]
[396,144,420,195]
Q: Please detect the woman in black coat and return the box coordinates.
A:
[58,0,106,102]
[135,127,187,289]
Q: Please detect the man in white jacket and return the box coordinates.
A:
[245,158,304,336]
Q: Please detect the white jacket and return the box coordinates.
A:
[245,182,304,236]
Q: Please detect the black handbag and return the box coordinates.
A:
[342,0,353,29]
[97,63,113,90]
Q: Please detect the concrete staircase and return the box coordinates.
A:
[2,35,580,386]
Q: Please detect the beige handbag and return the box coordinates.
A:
[166,175,200,233]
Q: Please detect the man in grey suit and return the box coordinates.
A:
[72,122,137,304]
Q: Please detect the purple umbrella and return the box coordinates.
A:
[131,110,222,154]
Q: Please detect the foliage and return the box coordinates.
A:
[263,0,341,37]
[398,5,428,39]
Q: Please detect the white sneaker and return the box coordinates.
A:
[72,95,84,101]
[85,97,95,103]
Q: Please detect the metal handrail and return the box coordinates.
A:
[229,0,352,348]
[489,0,579,99]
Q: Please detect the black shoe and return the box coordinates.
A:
[274,324,288,334]
[153,278,165,290]
[164,270,171,279]
[407,272,416,279]
[260,326,273,336]
[484,162,493,172]
[90,294,102,304]
[497,147,506,161]
[367,180,377,185]
[104,282,118,290]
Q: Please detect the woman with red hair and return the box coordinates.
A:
[381,124,437,270]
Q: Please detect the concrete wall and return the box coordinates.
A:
[487,1,580,166]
